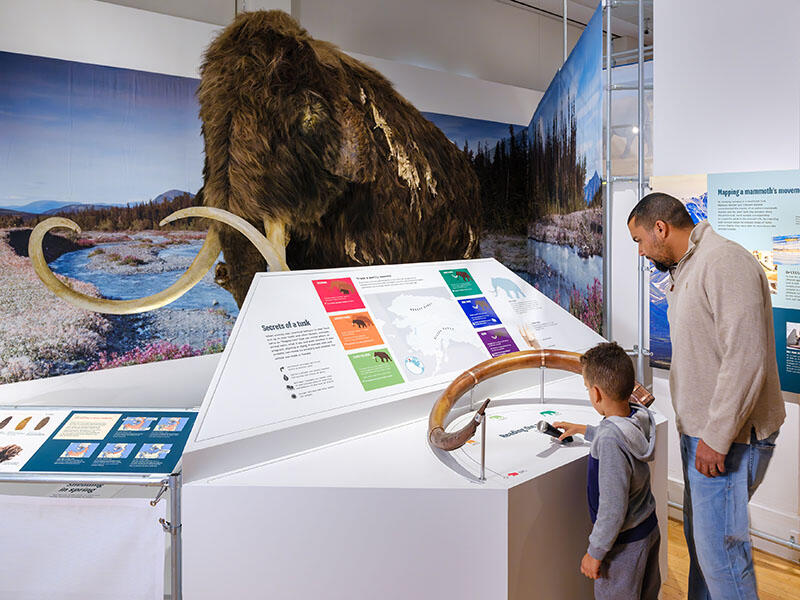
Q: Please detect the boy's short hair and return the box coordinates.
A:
[580,342,635,402]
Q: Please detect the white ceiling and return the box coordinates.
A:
[96,0,647,91]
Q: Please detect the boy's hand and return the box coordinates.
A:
[553,421,586,441]
[580,552,602,579]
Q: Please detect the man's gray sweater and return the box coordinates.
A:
[584,403,656,561]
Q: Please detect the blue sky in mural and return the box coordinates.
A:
[0,51,203,208]
[528,4,602,186]
[422,111,526,153]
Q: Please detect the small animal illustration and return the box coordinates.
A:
[330,281,353,295]
[0,416,11,430]
[373,351,393,363]
[472,299,490,311]
[452,270,472,282]
[491,277,525,299]
[15,416,31,431]
[283,374,290,381]
[34,417,50,431]
[286,384,294,390]
[352,317,373,329]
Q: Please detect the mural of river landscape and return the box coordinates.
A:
[0,50,235,384]
[526,4,603,333]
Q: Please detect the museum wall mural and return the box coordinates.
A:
[526,4,603,333]
[0,52,525,385]
[1,7,604,385]
[0,50,231,384]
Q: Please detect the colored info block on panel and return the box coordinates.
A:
[439,268,482,297]
[478,327,519,357]
[330,312,383,350]
[458,297,501,328]
[312,278,365,312]
[348,348,404,391]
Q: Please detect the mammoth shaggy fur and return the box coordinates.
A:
[198,10,481,305]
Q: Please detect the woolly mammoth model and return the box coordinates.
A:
[29,10,481,313]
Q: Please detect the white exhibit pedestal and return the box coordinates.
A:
[180,260,668,598]
[183,383,668,599]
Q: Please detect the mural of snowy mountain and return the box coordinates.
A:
[583,171,602,204]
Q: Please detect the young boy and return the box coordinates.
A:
[554,342,660,600]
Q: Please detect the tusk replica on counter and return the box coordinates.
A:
[428,349,655,451]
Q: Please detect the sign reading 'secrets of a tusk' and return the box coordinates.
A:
[428,349,655,451]
[28,207,287,315]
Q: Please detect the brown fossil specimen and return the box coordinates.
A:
[0,416,11,429]
[0,445,23,463]
[34,417,50,431]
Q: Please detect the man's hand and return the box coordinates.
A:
[695,438,727,478]
[553,421,586,441]
[580,552,602,580]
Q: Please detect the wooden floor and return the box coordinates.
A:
[663,518,800,599]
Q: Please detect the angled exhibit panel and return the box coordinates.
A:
[182,258,605,480]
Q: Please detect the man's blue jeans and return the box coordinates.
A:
[680,430,778,600]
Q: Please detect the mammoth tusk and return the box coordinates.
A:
[428,398,491,451]
[28,216,223,315]
[160,207,288,271]
[428,349,654,451]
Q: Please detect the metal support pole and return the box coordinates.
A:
[169,472,182,600]
[479,414,487,482]
[563,0,568,64]
[635,0,646,381]
[603,0,613,340]
[539,366,546,403]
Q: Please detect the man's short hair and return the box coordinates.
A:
[580,342,635,402]
[627,192,695,230]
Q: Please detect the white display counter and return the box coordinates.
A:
[181,259,668,598]
[184,386,667,599]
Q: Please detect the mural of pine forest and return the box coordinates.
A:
[0,5,602,384]
[426,4,604,335]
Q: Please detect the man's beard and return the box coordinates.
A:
[651,259,672,272]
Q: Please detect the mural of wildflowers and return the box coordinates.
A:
[0,231,111,383]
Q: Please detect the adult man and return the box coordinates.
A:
[627,193,785,599]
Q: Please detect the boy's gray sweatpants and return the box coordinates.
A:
[594,527,661,600]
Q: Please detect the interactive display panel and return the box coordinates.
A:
[191,259,605,448]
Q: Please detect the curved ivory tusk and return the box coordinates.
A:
[428,349,654,451]
[28,217,223,314]
[160,207,288,271]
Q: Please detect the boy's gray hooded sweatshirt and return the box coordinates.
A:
[584,403,657,561]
